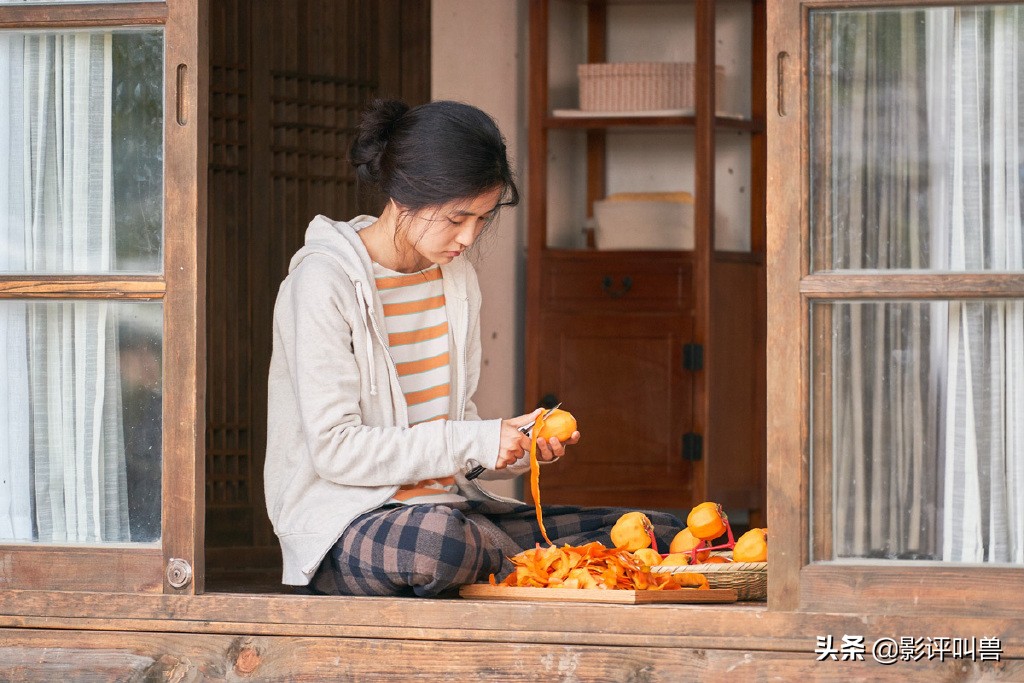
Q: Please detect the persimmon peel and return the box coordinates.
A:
[489,542,709,590]
[530,411,553,545]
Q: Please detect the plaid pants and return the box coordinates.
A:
[308,499,683,597]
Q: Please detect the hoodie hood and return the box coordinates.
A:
[290,214,386,397]
[290,214,377,280]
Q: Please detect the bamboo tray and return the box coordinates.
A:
[459,584,737,605]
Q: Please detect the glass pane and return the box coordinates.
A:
[809,6,1024,271]
[0,29,163,274]
[0,300,162,544]
[811,300,1024,564]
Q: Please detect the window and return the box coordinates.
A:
[768,0,1024,614]
[0,1,204,593]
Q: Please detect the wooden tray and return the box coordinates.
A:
[459,584,737,604]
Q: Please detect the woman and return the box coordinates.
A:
[265,99,681,596]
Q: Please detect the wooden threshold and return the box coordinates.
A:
[2,627,1017,681]
[0,589,1023,657]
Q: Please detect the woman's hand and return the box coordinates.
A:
[496,408,582,469]
[495,409,541,469]
[535,428,581,463]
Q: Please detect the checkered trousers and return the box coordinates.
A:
[307,500,683,597]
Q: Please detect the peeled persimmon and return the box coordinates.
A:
[668,527,710,562]
[686,501,728,541]
[610,511,655,551]
[733,527,768,563]
[534,408,577,442]
[632,548,663,567]
[658,552,696,566]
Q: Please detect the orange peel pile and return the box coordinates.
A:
[491,542,709,590]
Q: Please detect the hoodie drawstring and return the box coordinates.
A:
[354,280,378,396]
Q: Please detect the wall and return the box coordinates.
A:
[432,0,528,498]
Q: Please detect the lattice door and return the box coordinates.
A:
[205,0,430,575]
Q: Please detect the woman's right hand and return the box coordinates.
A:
[495,409,542,469]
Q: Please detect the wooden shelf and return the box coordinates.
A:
[525,0,766,516]
[546,113,763,131]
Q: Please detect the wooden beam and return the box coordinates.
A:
[162,0,208,595]
[0,278,165,299]
[765,0,805,612]
[0,627,1020,681]
[801,273,1024,299]
[1,589,1023,656]
[0,2,167,28]
[0,547,162,593]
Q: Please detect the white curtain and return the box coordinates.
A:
[0,30,33,541]
[828,7,1024,563]
[828,10,940,560]
[927,7,1024,563]
[0,31,130,543]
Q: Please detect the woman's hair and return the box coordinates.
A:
[349,99,520,215]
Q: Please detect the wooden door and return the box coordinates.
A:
[205,0,431,578]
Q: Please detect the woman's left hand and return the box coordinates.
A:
[535,431,581,463]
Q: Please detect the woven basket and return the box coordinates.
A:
[652,558,767,601]
[577,61,724,112]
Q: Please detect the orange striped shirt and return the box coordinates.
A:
[372,262,463,505]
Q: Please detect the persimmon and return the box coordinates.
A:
[659,552,696,566]
[686,502,728,541]
[632,548,662,567]
[667,572,709,590]
[703,556,731,564]
[668,527,710,562]
[534,408,577,442]
[732,527,768,563]
[610,511,655,551]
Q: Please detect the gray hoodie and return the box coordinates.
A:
[265,214,526,585]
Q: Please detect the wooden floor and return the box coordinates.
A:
[2,586,1023,680]
[205,568,292,594]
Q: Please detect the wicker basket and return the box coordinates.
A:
[577,61,724,112]
[652,558,767,601]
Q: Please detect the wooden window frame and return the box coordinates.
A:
[0,0,207,594]
[767,0,1024,617]
[0,3,1020,658]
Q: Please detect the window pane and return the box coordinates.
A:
[0,29,163,274]
[811,300,1024,564]
[809,6,1024,271]
[0,300,162,544]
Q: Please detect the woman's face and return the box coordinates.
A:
[399,187,503,268]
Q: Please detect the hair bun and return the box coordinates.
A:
[349,99,409,183]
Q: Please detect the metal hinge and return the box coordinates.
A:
[682,433,703,461]
[683,343,704,371]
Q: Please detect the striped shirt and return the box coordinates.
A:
[373,262,464,505]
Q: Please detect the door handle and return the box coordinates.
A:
[601,275,633,298]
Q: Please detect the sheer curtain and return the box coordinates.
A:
[828,7,1024,563]
[828,10,940,560]
[928,7,1024,563]
[0,31,129,543]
